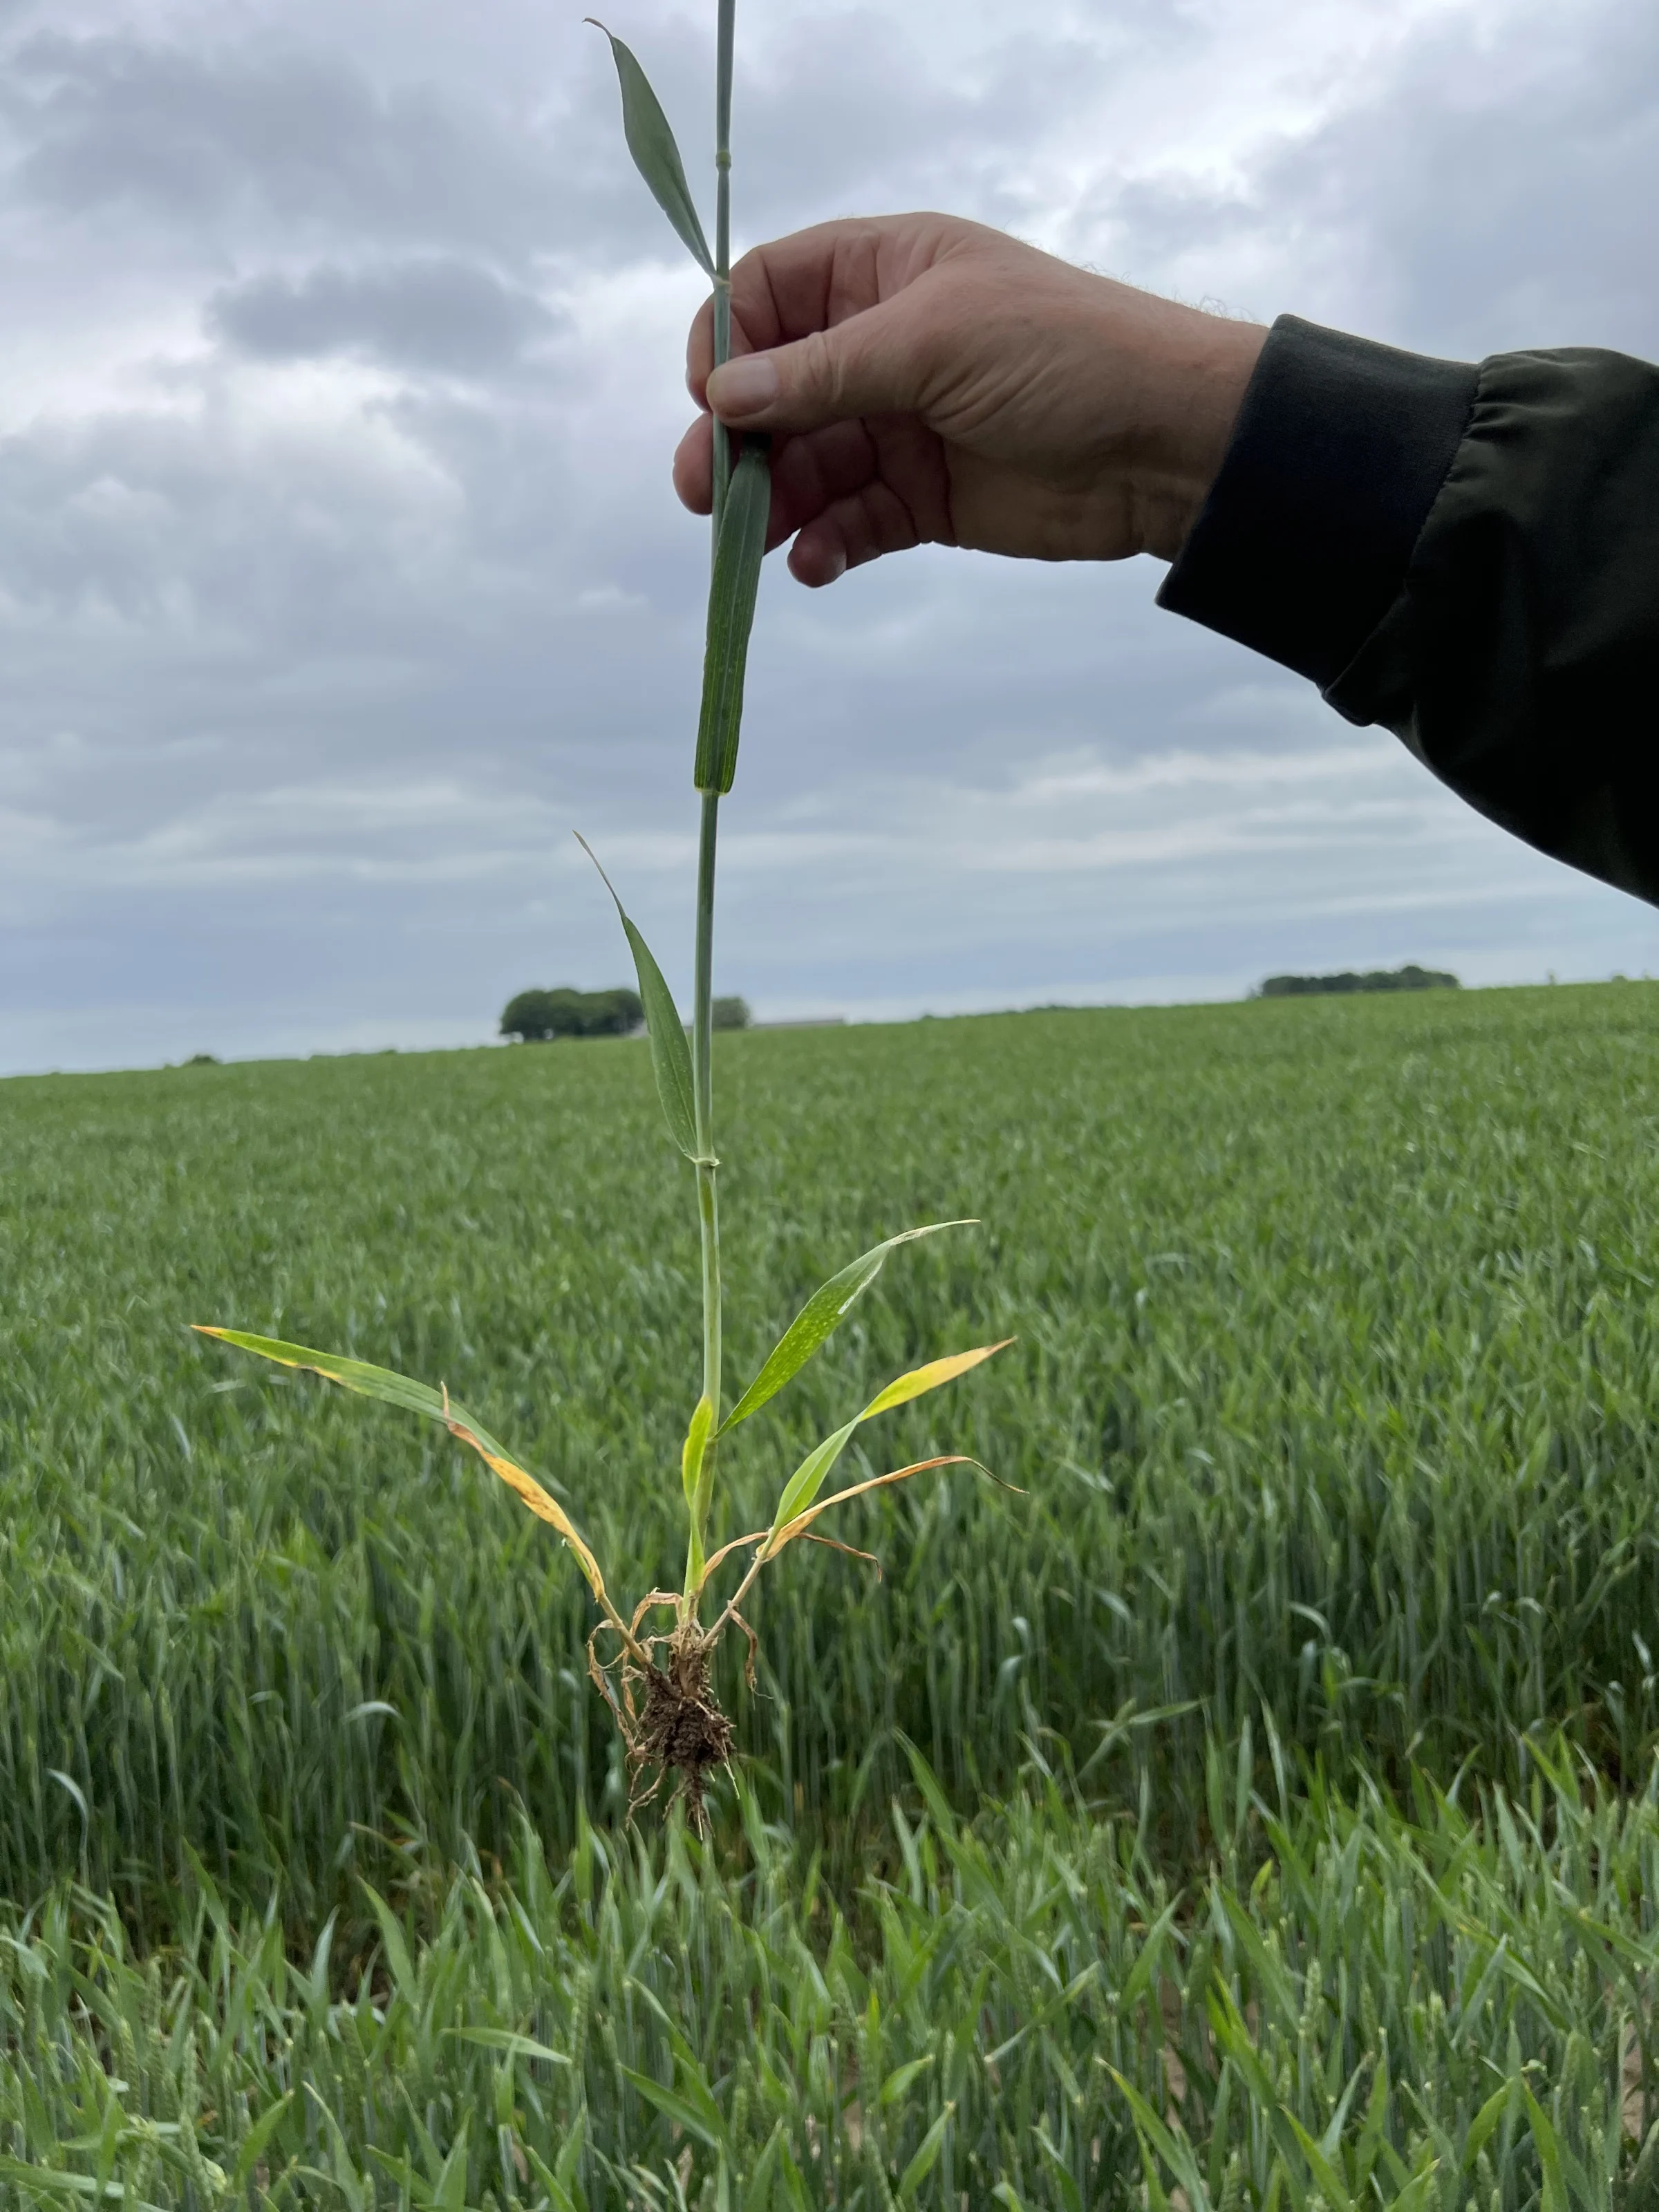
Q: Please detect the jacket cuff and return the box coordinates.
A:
[1156,315,1479,688]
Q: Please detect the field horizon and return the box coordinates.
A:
[0,962,1552,1090]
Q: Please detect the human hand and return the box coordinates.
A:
[673,212,1266,585]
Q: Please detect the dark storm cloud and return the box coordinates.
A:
[208,258,568,377]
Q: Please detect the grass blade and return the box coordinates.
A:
[193,1327,610,1604]
[619,2065,725,2150]
[765,1340,1011,1543]
[770,1416,861,1536]
[682,1393,715,1508]
[693,439,772,795]
[586,21,713,274]
[720,1221,977,1434]
[576,834,701,1163]
[861,1341,1011,1418]
[769,1455,994,1557]
[898,2104,954,2203]
[193,1326,514,1458]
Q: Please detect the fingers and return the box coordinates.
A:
[677,411,911,544]
[704,293,928,438]
[685,214,965,403]
[788,482,925,588]
[673,412,713,516]
[674,410,886,543]
[672,407,929,588]
[767,417,886,547]
[684,219,891,401]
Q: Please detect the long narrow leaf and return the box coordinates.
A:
[693,440,772,795]
[587,22,713,274]
[770,1416,861,1535]
[575,834,701,1162]
[681,1392,714,1508]
[721,1220,977,1434]
[769,1456,995,1557]
[193,1327,610,1603]
[898,2104,954,2204]
[764,1339,1011,1545]
[1103,2065,1212,2212]
[862,1342,1010,1417]
[619,2065,724,2150]
[194,1327,513,1458]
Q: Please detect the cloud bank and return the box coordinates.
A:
[1,0,1656,1071]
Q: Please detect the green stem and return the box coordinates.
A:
[686,0,738,1607]
[685,799,722,1600]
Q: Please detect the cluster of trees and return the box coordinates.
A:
[1258,964,1460,998]
[500,989,752,1041]
[500,988,642,1040]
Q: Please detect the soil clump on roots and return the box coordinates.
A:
[619,1624,735,1828]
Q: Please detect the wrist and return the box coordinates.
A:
[1100,289,1267,561]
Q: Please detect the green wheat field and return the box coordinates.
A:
[6,984,1659,2209]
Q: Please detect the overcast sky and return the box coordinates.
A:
[1,0,1656,1071]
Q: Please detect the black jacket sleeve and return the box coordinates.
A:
[1157,314,1659,907]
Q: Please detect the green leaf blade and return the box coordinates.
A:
[768,1417,860,1541]
[619,2065,724,2150]
[588,22,714,274]
[576,835,701,1162]
[682,1394,714,1509]
[194,1326,612,1603]
[721,1220,976,1435]
[192,1327,514,1462]
[693,440,772,796]
[898,2106,954,2204]
[762,1337,1009,1552]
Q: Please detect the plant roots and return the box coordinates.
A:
[616,1622,736,1829]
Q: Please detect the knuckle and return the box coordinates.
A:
[799,326,836,402]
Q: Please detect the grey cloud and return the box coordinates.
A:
[1268,1,1659,359]
[1082,0,1659,362]
[1,28,563,258]
[208,257,568,377]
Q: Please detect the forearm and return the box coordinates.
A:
[1159,316,1659,907]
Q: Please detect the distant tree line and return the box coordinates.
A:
[1257,964,1460,998]
[500,988,752,1040]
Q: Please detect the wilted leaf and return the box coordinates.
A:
[575,834,701,1163]
[587,22,713,275]
[193,1327,610,1604]
[721,1221,976,1435]
[763,1339,1012,1546]
[769,1456,1012,1562]
[693,440,772,796]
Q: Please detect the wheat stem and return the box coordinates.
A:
[684,2,737,1602]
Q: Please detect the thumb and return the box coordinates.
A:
[705,299,921,432]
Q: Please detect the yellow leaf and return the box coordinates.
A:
[442,1402,608,1606]
[861,1340,1013,1419]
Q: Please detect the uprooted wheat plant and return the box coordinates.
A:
[196,0,1008,1821]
